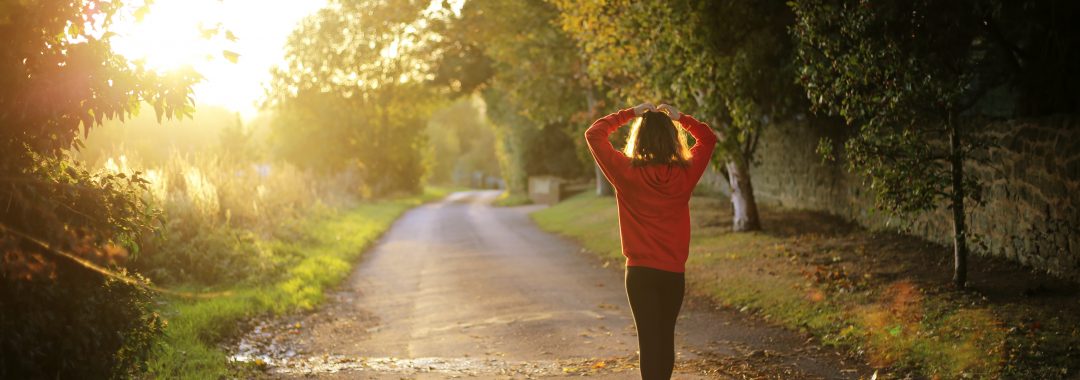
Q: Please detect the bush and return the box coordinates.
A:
[136,222,280,287]
[0,264,163,379]
[1,147,166,378]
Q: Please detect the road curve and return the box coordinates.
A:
[233,190,870,379]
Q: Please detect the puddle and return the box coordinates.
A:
[228,317,307,370]
[232,351,638,377]
[228,316,639,377]
[239,355,572,376]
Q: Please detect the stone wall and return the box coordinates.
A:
[703,117,1080,280]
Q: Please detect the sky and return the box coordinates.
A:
[110,0,328,120]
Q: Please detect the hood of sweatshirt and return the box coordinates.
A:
[638,164,687,198]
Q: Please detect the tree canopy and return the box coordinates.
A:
[266,0,442,195]
[554,0,806,231]
[1,1,198,377]
[790,0,1080,285]
[429,0,597,194]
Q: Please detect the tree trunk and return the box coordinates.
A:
[706,116,762,233]
[725,158,761,232]
[595,163,614,196]
[581,69,611,197]
[949,115,968,288]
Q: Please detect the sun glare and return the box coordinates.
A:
[110,0,327,119]
[110,1,219,72]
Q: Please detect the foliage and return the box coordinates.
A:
[79,143,336,287]
[145,188,452,379]
[534,193,1080,379]
[75,99,450,377]
[430,0,597,194]
[77,95,345,286]
[553,0,805,231]
[424,97,500,187]
[523,121,589,178]
[133,156,322,286]
[0,0,199,156]
[1,265,164,379]
[217,114,261,162]
[0,0,199,275]
[448,1,591,126]
[792,0,1080,209]
[492,191,533,207]
[789,0,1080,284]
[476,88,590,191]
[77,105,241,166]
[793,0,988,213]
[0,0,199,375]
[554,0,803,136]
[482,88,532,194]
[266,0,441,197]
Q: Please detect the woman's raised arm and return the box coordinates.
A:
[658,104,717,186]
[585,103,654,189]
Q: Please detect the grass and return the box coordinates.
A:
[145,187,453,379]
[492,190,533,207]
[532,192,1080,379]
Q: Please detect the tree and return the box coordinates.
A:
[428,0,600,196]
[1,0,198,376]
[266,0,441,196]
[424,97,500,187]
[790,0,1080,286]
[553,0,806,231]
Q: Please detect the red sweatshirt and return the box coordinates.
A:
[585,108,717,273]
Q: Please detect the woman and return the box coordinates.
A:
[585,103,717,379]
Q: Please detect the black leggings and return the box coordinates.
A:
[625,266,685,380]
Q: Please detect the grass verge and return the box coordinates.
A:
[492,191,532,207]
[145,188,452,379]
[532,192,1080,379]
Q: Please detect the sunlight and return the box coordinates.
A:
[110,1,218,72]
[110,0,327,119]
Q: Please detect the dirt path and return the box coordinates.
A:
[232,191,872,379]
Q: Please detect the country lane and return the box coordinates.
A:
[232,190,871,379]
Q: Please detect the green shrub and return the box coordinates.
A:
[0,265,163,379]
[106,153,330,287]
[135,222,280,287]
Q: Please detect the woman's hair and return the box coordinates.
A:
[623,110,692,167]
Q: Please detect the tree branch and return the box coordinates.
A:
[982,17,1025,73]
[746,126,762,158]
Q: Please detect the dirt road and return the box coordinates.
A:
[233,191,871,379]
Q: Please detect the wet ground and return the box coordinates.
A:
[231,191,872,379]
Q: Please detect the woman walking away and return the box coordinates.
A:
[585,103,718,379]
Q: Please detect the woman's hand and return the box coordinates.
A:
[632,103,656,116]
[658,104,681,120]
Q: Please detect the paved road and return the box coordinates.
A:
[233,191,870,379]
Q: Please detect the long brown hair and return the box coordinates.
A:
[623,110,692,167]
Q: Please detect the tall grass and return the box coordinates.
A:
[87,147,449,378]
[97,151,355,286]
[145,189,449,379]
